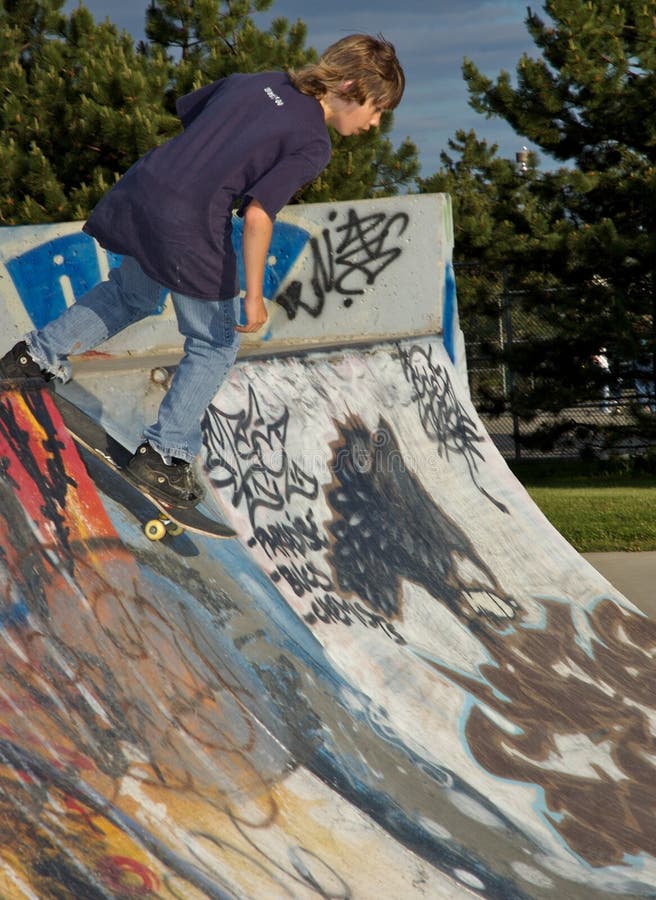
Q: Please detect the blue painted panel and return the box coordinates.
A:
[442,260,457,365]
[231,219,309,299]
[3,215,307,332]
[5,232,119,329]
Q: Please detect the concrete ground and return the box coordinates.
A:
[583,552,656,617]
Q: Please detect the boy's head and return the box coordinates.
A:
[289,34,405,113]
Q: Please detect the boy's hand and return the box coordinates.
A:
[236,293,268,333]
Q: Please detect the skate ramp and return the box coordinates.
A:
[199,337,656,899]
[0,198,655,898]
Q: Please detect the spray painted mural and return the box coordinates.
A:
[0,193,654,898]
[0,194,454,362]
[0,384,471,898]
[201,339,656,899]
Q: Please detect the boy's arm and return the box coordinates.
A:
[236,199,272,333]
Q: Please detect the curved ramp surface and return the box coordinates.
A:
[1,337,655,899]
[0,384,456,898]
[198,338,656,899]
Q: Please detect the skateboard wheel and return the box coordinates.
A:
[144,519,167,541]
[166,521,184,536]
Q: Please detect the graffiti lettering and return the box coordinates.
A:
[399,343,508,514]
[333,208,409,294]
[204,386,319,527]
[305,593,406,645]
[276,208,409,319]
[204,384,405,643]
[250,509,328,560]
[272,560,334,597]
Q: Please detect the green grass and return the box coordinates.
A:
[508,459,656,552]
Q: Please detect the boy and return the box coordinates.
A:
[0,34,405,506]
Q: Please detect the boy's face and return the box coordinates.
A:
[324,95,382,137]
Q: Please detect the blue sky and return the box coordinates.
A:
[63,0,544,175]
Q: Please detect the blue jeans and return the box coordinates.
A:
[27,255,240,463]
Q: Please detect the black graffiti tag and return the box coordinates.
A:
[276,208,409,320]
[325,414,516,623]
[203,386,405,643]
[399,343,508,514]
[203,385,319,528]
[252,509,328,560]
[271,560,333,597]
[304,593,406,645]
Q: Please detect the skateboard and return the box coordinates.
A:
[51,392,236,541]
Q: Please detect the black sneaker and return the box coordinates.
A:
[125,442,204,508]
[0,341,52,385]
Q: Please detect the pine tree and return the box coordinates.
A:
[417,131,581,416]
[418,130,555,273]
[0,1,418,224]
[301,114,418,202]
[429,0,656,449]
[0,1,176,223]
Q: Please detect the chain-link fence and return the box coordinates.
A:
[456,265,656,460]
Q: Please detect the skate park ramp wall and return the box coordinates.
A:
[0,194,463,365]
[0,196,655,899]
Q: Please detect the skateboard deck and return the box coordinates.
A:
[51,392,236,540]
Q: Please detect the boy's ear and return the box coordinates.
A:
[337,79,354,94]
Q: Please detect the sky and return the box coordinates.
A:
[63,0,545,176]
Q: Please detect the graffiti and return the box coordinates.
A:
[204,364,515,644]
[326,414,516,624]
[0,390,365,898]
[305,593,405,644]
[231,217,310,301]
[0,525,353,897]
[255,656,324,758]
[3,234,656,896]
[272,559,334,596]
[249,508,328,560]
[0,388,78,568]
[96,856,161,895]
[205,386,407,643]
[399,343,508,514]
[3,219,306,332]
[276,207,409,319]
[4,232,120,329]
[204,384,319,528]
[427,596,656,868]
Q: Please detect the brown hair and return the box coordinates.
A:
[289,34,405,111]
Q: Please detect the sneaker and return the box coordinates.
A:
[125,442,204,508]
[0,341,52,384]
